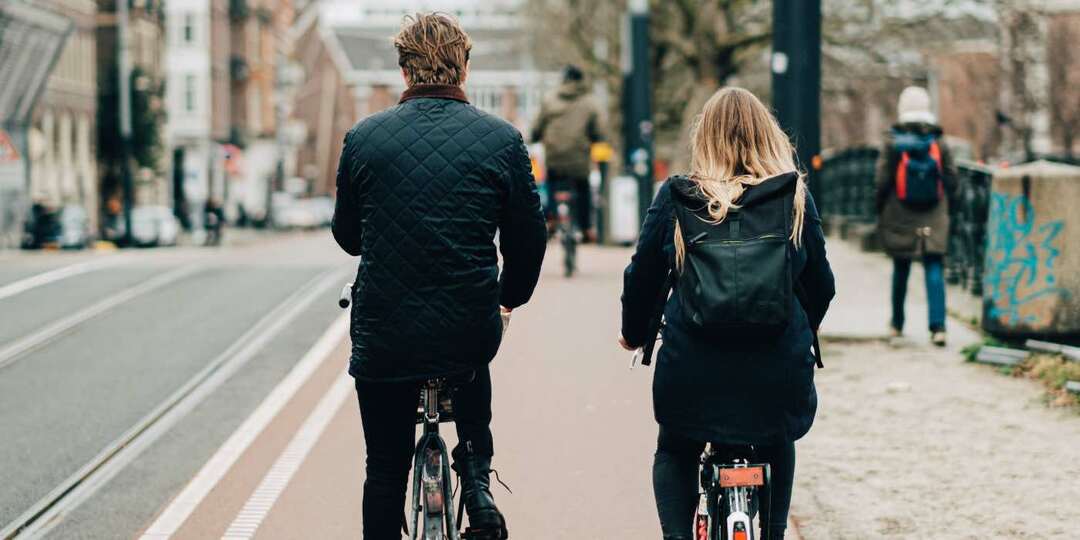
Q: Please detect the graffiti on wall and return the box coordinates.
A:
[984,192,1069,327]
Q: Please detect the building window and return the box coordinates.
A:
[183,12,195,44]
[249,86,262,134]
[184,74,196,112]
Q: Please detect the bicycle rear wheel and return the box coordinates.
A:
[561,224,576,277]
[421,446,447,539]
[412,435,459,540]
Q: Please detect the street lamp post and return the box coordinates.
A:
[623,0,654,226]
[117,0,135,246]
[771,0,822,206]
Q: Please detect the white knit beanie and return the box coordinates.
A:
[897,86,936,125]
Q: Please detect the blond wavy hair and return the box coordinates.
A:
[675,87,807,268]
[394,12,472,86]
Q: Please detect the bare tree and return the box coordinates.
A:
[819,0,1000,153]
[998,3,1045,161]
[525,0,1001,168]
[524,0,770,171]
[1046,12,1080,158]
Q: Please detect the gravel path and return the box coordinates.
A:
[790,341,1080,539]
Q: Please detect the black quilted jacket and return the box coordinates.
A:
[332,84,547,382]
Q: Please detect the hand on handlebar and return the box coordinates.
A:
[500,306,512,334]
[338,283,353,309]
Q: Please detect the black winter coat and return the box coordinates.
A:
[333,84,547,382]
[621,175,835,445]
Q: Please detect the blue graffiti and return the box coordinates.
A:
[984,192,1069,325]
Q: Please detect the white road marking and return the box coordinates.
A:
[0,256,129,301]
[220,374,353,540]
[0,264,204,371]
[138,312,349,539]
[3,269,346,540]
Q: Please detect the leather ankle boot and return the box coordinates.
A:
[452,445,507,539]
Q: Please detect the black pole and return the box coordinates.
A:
[624,0,654,225]
[117,0,134,246]
[596,159,609,243]
[771,0,822,205]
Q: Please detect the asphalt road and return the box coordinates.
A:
[2,237,791,539]
[148,245,668,540]
[0,232,353,538]
[13,230,1072,538]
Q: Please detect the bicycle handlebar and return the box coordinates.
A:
[338,282,353,309]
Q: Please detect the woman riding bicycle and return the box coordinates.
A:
[619,87,835,540]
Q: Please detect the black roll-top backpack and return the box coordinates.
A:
[670,173,798,339]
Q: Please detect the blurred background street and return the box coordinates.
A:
[3,0,1080,538]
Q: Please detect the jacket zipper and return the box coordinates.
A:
[692,233,786,246]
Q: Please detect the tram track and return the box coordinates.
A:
[0,267,348,539]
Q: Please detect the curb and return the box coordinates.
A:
[819,333,889,344]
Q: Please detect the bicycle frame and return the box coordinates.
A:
[695,445,771,540]
[339,288,461,539]
[410,380,460,540]
[553,190,576,277]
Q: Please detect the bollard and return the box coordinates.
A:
[982,161,1080,337]
[591,143,614,245]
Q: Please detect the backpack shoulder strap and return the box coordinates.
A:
[792,280,824,368]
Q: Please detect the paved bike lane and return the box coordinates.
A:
[142,245,802,539]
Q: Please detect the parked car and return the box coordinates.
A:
[272,194,331,230]
[130,206,181,247]
[308,196,334,227]
[56,205,92,249]
[21,204,91,249]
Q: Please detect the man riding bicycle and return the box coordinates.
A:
[331,13,547,539]
[530,64,605,243]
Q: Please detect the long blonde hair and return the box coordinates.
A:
[675,87,807,268]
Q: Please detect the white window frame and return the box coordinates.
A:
[184,74,196,112]
[182,12,195,44]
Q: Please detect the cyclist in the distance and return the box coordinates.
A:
[332,12,546,539]
[530,64,605,243]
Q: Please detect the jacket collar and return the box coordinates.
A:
[399,84,469,104]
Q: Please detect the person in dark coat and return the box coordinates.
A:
[874,86,958,346]
[530,64,605,241]
[620,88,835,540]
[331,13,546,539]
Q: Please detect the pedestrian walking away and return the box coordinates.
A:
[619,87,835,540]
[331,12,547,539]
[874,86,958,347]
[530,64,606,243]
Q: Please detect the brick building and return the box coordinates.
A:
[23,0,100,231]
[164,0,293,228]
[288,0,558,196]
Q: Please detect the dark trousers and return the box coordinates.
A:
[891,255,946,332]
[546,170,592,233]
[354,367,494,539]
[653,427,794,540]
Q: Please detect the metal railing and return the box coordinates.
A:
[946,160,993,295]
[817,148,994,296]
[817,146,879,224]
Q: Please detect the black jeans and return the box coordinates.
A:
[546,170,592,234]
[653,427,795,540]
[354,367,494,539]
